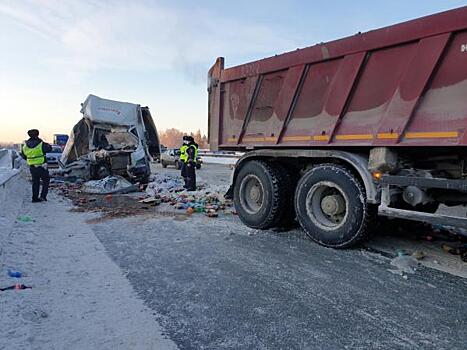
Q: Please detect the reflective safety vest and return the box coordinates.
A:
[22,142,45,166]
[179,144,198,163]
[179,145,188,162]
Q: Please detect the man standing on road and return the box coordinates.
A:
[21,129,52,202]
[179,135,198,191]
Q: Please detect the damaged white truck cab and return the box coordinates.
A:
[60,95,160,182]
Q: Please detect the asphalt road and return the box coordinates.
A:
[90,164,467,349]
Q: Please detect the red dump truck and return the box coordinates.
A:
[208,7,467,248]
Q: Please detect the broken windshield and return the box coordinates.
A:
[92,127,139,150]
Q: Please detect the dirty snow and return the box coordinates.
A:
[0,172,177,350]
[389,255,421,274]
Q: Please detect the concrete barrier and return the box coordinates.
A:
[0,149,21,186]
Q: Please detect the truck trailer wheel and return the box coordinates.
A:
[271,163,297,227]
[294,164,372,248]
[234,160,289,229]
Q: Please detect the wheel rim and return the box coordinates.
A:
[239,174,264,214]
[305,181,348,230]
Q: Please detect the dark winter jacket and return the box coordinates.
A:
[186,142,198,162]
[20,138,52,160]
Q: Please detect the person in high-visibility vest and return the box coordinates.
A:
[179,143,189,185]
[180,135,198,191]
[20,129,52,202]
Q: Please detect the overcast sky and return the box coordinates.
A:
[1,0,466,143]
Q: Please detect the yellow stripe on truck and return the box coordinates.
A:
[405,131,459,139]
[242,136,278,142]
[377,133,399,139]
[232,131,460,143]
[335,134,374,140]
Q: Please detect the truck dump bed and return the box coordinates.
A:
[208,7,467,150]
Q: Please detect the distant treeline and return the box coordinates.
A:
[0,142,16,149]
[159,129,208,149]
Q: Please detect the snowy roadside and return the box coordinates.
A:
[0,174,177,350]
[199,155,238,165]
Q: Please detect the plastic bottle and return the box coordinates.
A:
[8,270,22,278]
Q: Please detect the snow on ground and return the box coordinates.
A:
[0,173,177,350]
[0,168,19,186]
[200,155,238,165]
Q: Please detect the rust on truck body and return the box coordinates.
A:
[208,7,467,150]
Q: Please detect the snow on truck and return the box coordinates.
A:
[208,7,467,248]
[60,95,160,182]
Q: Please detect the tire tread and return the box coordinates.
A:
[295,163,375,248]
[234,160,287,229]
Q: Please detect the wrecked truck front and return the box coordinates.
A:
[59,95,158,182]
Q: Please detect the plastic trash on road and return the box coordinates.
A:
[0,284,32,291]
[7,270,23,278]
[16,215,34,223]
[82,175,139,194]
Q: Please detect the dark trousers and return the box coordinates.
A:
[30,165,50,200]
[181,162,187,181]
[181,162,196,191]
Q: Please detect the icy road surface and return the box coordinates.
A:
[0,174,177,350]
[1,164,466,349]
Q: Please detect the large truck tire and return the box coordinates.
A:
[294,164,373,248]
[234,160,289,229]
[270,163,297,228]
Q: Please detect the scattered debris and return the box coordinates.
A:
[0,284,32,291]
[441,243,467,262]
[138,197,161,205]
[145,173,184,196]
[16,215,33,223]
[411,250,426,260]
[7,270,23,278]
[206,211,218,218]
[390,255,420,274]
[396,249,408,257]
[50,171,232,221]
[82,175,139,194]
[143,173,232,217]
